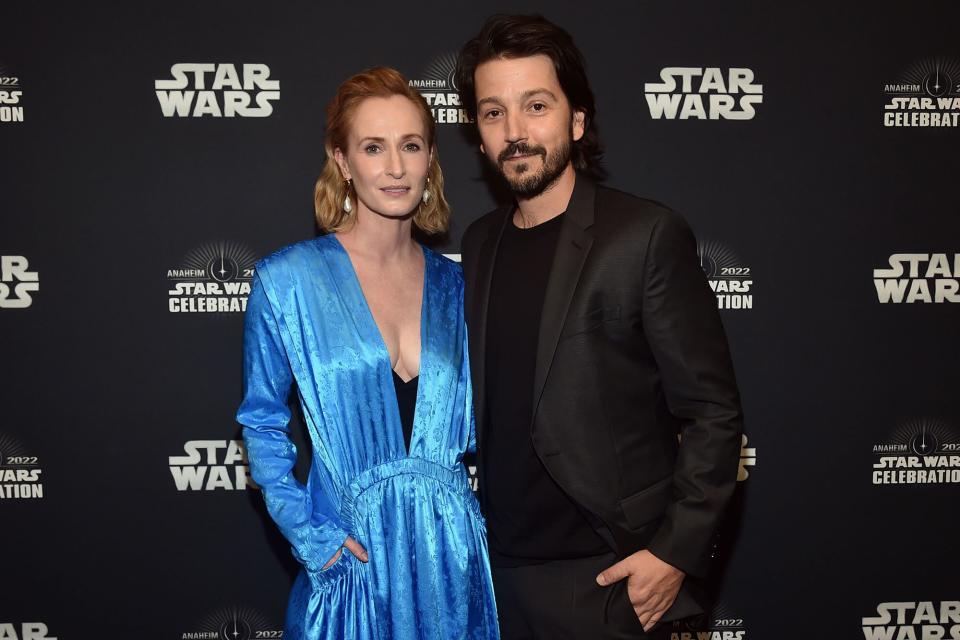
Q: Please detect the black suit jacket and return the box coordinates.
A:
[461,175,743,616]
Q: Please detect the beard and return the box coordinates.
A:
[494,135,572,199]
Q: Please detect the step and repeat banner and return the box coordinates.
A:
[2,1,958,638]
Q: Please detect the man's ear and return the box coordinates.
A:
[334,148,351,180]
[572,109,586,142]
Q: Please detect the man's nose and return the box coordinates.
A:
[504,110,527,144]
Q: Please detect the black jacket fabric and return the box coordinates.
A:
[461,175,743,603]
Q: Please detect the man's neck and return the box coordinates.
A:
[513,164,576,228]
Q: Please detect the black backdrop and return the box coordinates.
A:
[2,2,959,638]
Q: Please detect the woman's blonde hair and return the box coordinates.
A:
[314,67,450,234]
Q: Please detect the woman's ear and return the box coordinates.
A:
[334,148,351,181]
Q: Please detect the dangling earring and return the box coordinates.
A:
[421,176,431,204]
[343,179,353,213]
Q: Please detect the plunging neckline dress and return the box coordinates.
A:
[237,235,499,639]
[393,371,418,454]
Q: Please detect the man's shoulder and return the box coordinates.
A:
[595,183,675,222]
[593,183,692,239]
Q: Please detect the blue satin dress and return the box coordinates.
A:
[236,234,499,640]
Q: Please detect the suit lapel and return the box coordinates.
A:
[470,207,512,450]
[532,176,597,418]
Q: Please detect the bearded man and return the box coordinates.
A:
[457,14,745,639]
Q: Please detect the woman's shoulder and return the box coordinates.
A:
[423,245,464,285]
[423,247,465,306]
[254,235,335,276]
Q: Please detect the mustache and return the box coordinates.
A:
[497,142,547,165]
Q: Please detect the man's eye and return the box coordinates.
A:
[484,109,502,119]
[531,103,546,112]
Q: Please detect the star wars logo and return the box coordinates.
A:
[0,434,44,500]
[0,623,57,640]
[0,256,39,309]
[862,601,960,639]
[410,53,472,125]
[645,68,762,120]
[883,58,960,128]
[698,241,753,310]
[0,66,23,123]
[668,607,747,640]
[155,63,279,118]
[183,605,280,640]
[167,241,255,313]
[169,440,256,491]
[873,254,960,303]
[738,434,756,482]
[872,419,960,485]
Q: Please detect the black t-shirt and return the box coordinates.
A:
[484,212,609,567]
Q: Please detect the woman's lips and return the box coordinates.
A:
[380,186,410,196]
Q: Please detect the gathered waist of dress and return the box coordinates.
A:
[338,457,481,535]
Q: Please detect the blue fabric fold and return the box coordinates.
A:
[236,235,499,639]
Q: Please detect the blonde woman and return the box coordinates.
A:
[236,68,499,639]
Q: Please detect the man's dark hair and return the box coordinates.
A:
[456,13,605,179]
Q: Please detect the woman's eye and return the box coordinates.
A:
[364,144,381,154]
[403,142,421,152]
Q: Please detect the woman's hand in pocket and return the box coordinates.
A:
[322,536,369,569]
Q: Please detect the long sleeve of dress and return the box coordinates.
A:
[237,268,348,575]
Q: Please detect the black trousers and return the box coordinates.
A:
[491,552,650,639]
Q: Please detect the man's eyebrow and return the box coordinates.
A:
[520,88,558,102]
[477,96,503,109]
[477,88,559,109]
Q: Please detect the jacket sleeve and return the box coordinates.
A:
[640,212,744,579]
[236,267,348,574]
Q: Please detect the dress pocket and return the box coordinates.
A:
[321,547,348,571]
[306,546,356,592]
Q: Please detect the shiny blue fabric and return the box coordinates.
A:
[237,235,499,640]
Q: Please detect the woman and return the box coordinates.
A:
[236,67,499,639]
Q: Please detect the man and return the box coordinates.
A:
[456,14,744,639]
